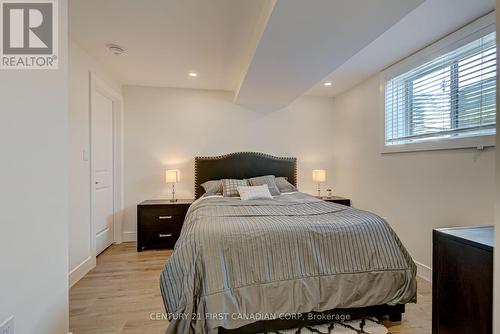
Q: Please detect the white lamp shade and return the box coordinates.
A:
[312,169,326,183]
[165,170,179,183]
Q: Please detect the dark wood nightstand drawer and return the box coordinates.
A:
[320,196,351,206]
[141,225,182,249]
[139,208,186,227]
[137,199,194,252]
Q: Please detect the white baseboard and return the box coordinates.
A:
[414,260,432,283]
[122,231,137,242]
[69,256,96,288]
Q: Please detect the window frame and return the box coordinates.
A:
[380,12,496,154]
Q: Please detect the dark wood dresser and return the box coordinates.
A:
[320,196,351,206]
[433,226,493,334]
[137,199,194,252]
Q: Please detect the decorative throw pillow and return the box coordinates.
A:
[237,185,273,201]
[201,180,223,196]
[248,175,280,196]
[275,177,298,193]
[222,179,248,197]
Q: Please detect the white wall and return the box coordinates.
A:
[330,74,496,279]
[68,40,122,285]
[122,86,335,238]
[0,1,69,333]
[493,4,499,332]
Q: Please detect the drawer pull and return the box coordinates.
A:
[159,233,173,238]
[158,216,173,220]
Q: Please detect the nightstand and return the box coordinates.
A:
[137,199,194,252]
[320,196,351,206]
[433,226,493,333]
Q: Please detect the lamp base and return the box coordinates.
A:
[170,184,177,202]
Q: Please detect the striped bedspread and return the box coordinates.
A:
[160,192,416,334]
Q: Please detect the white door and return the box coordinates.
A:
[92,91,114,255]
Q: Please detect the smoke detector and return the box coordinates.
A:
[106,44,125,56]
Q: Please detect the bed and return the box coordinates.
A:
[160,152,417,334]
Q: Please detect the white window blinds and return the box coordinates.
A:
[385,31,496,146]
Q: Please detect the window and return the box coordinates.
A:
[384,30,496,148]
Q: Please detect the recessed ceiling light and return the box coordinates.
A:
[324,82,332,86]
[106,43,125,56]
[189,72,198,77]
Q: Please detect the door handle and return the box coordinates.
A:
[158,216,172,220]
[159,233,173,238]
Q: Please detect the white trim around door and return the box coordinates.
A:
[90,72,124,260]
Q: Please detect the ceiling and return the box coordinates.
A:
[70,0,496,106]
[234,0,424,107]
[69,0,269,91]
[308,0,496,97]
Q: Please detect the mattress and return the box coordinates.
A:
[160,192,416,333]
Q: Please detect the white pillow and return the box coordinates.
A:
[237,185,273,201]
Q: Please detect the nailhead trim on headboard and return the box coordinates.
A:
[194,152,298,199]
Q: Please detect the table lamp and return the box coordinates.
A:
[165,169,179,202]
[312,169,326,197]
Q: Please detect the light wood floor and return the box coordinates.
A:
[69,242,432,334]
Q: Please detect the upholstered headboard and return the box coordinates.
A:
[194,152,297,199]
